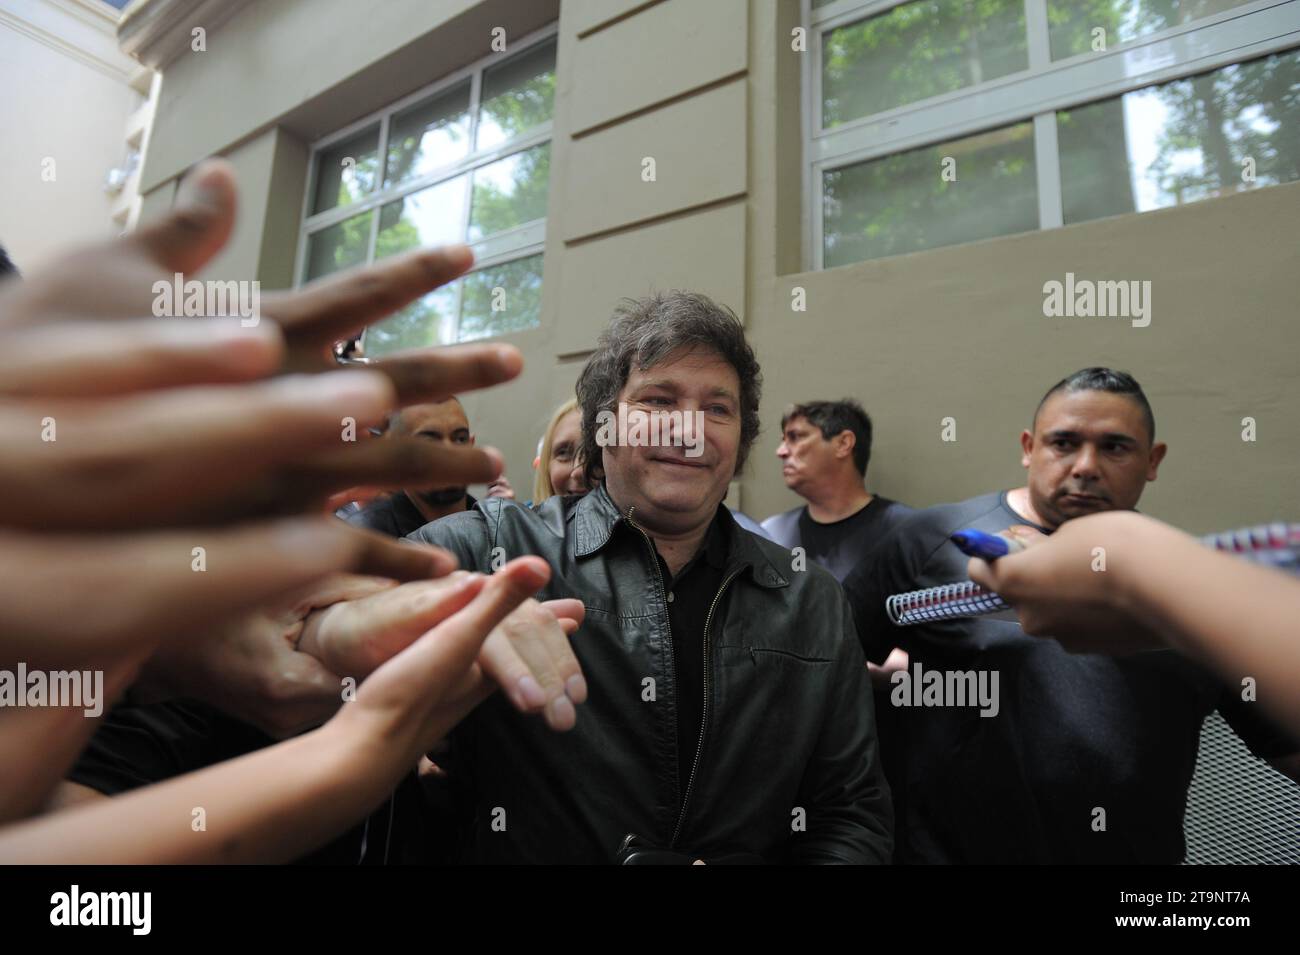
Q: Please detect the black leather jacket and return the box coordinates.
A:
[407,484,893,863]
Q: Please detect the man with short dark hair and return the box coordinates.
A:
[844,366,1297,863]
[408,291,893,863]
[341,397,512,538]
[762,399,912,582]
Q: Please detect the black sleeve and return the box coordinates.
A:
[842,517,935,664]
[68,700,272,796]
[1216,690,1300,761]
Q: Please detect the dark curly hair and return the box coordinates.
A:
[575,291,763,481]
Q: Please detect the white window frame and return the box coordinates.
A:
[295,20,558,344]
[802,0,1300,270]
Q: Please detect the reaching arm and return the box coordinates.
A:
[968,511,1300,737]
[0,559,544,863]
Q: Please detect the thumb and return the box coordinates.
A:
[133,158,237,276]
[540,597,585,630]
[401,558,551,689]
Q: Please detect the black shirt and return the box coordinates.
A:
[842,490,1297,864]
[762,495,913,583]
[643,511,730,794]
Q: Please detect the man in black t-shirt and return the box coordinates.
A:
[843,368,1299,863]
[761,399,914,812]
[762,399,912,582]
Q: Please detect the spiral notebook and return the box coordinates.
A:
[886,521,1300,627]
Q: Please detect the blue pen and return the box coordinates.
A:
[950,528,1020,560]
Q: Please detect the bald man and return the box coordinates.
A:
[341,398,513,538]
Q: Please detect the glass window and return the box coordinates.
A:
[477,39,557,150]
[312,126,379,215]
[807,0,1296,267]
[823,121,1038,266]
[468,144,551,241]
[376,176,470,258]
[822,0,1027,127]
[302,31,554,343]
[458,254,544,342]
[362,283,461,357]
[1048,0,1255,62]
[304,210,371,281]
[384,81,472,188]
[1058,49,1300,225]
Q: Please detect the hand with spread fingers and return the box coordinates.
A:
[0,156,540,811]
[0,158,523,531]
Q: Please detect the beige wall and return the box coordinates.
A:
[133,0,1298,532]
[0,0,139,269]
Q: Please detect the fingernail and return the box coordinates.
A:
[565,674,588,704]
[177,162,226,212]
[273,518,348,560]
[517,675,547,709]
[450,571,481,592]
[495,345,522,373]
[444,244,473,271]
[547,695,575,728]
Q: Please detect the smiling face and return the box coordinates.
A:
[601,346,741,536]
[547,408,588,496]
[1022,389,1166,530]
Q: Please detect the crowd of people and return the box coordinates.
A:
[0,158,1296,864]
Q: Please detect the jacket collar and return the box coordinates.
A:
[571,483,788,589]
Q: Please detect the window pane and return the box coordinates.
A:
[458,254,543,341]
[467,144,551,241]
[375,176,469,259]
[304,210,372,281]
[823,121,1037,266]
[1048,0,1254,62]
[476,39,557,150]
[822,0,1027,127]
[363,282,460,356]
[1058,49,1300,225]
[312,126,379,214]
[384,81,472,188]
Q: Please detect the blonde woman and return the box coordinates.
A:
[532,397,589,503]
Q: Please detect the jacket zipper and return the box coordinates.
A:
[625,509,739,847]
[624,512,680,837]
[671,566,740,848]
